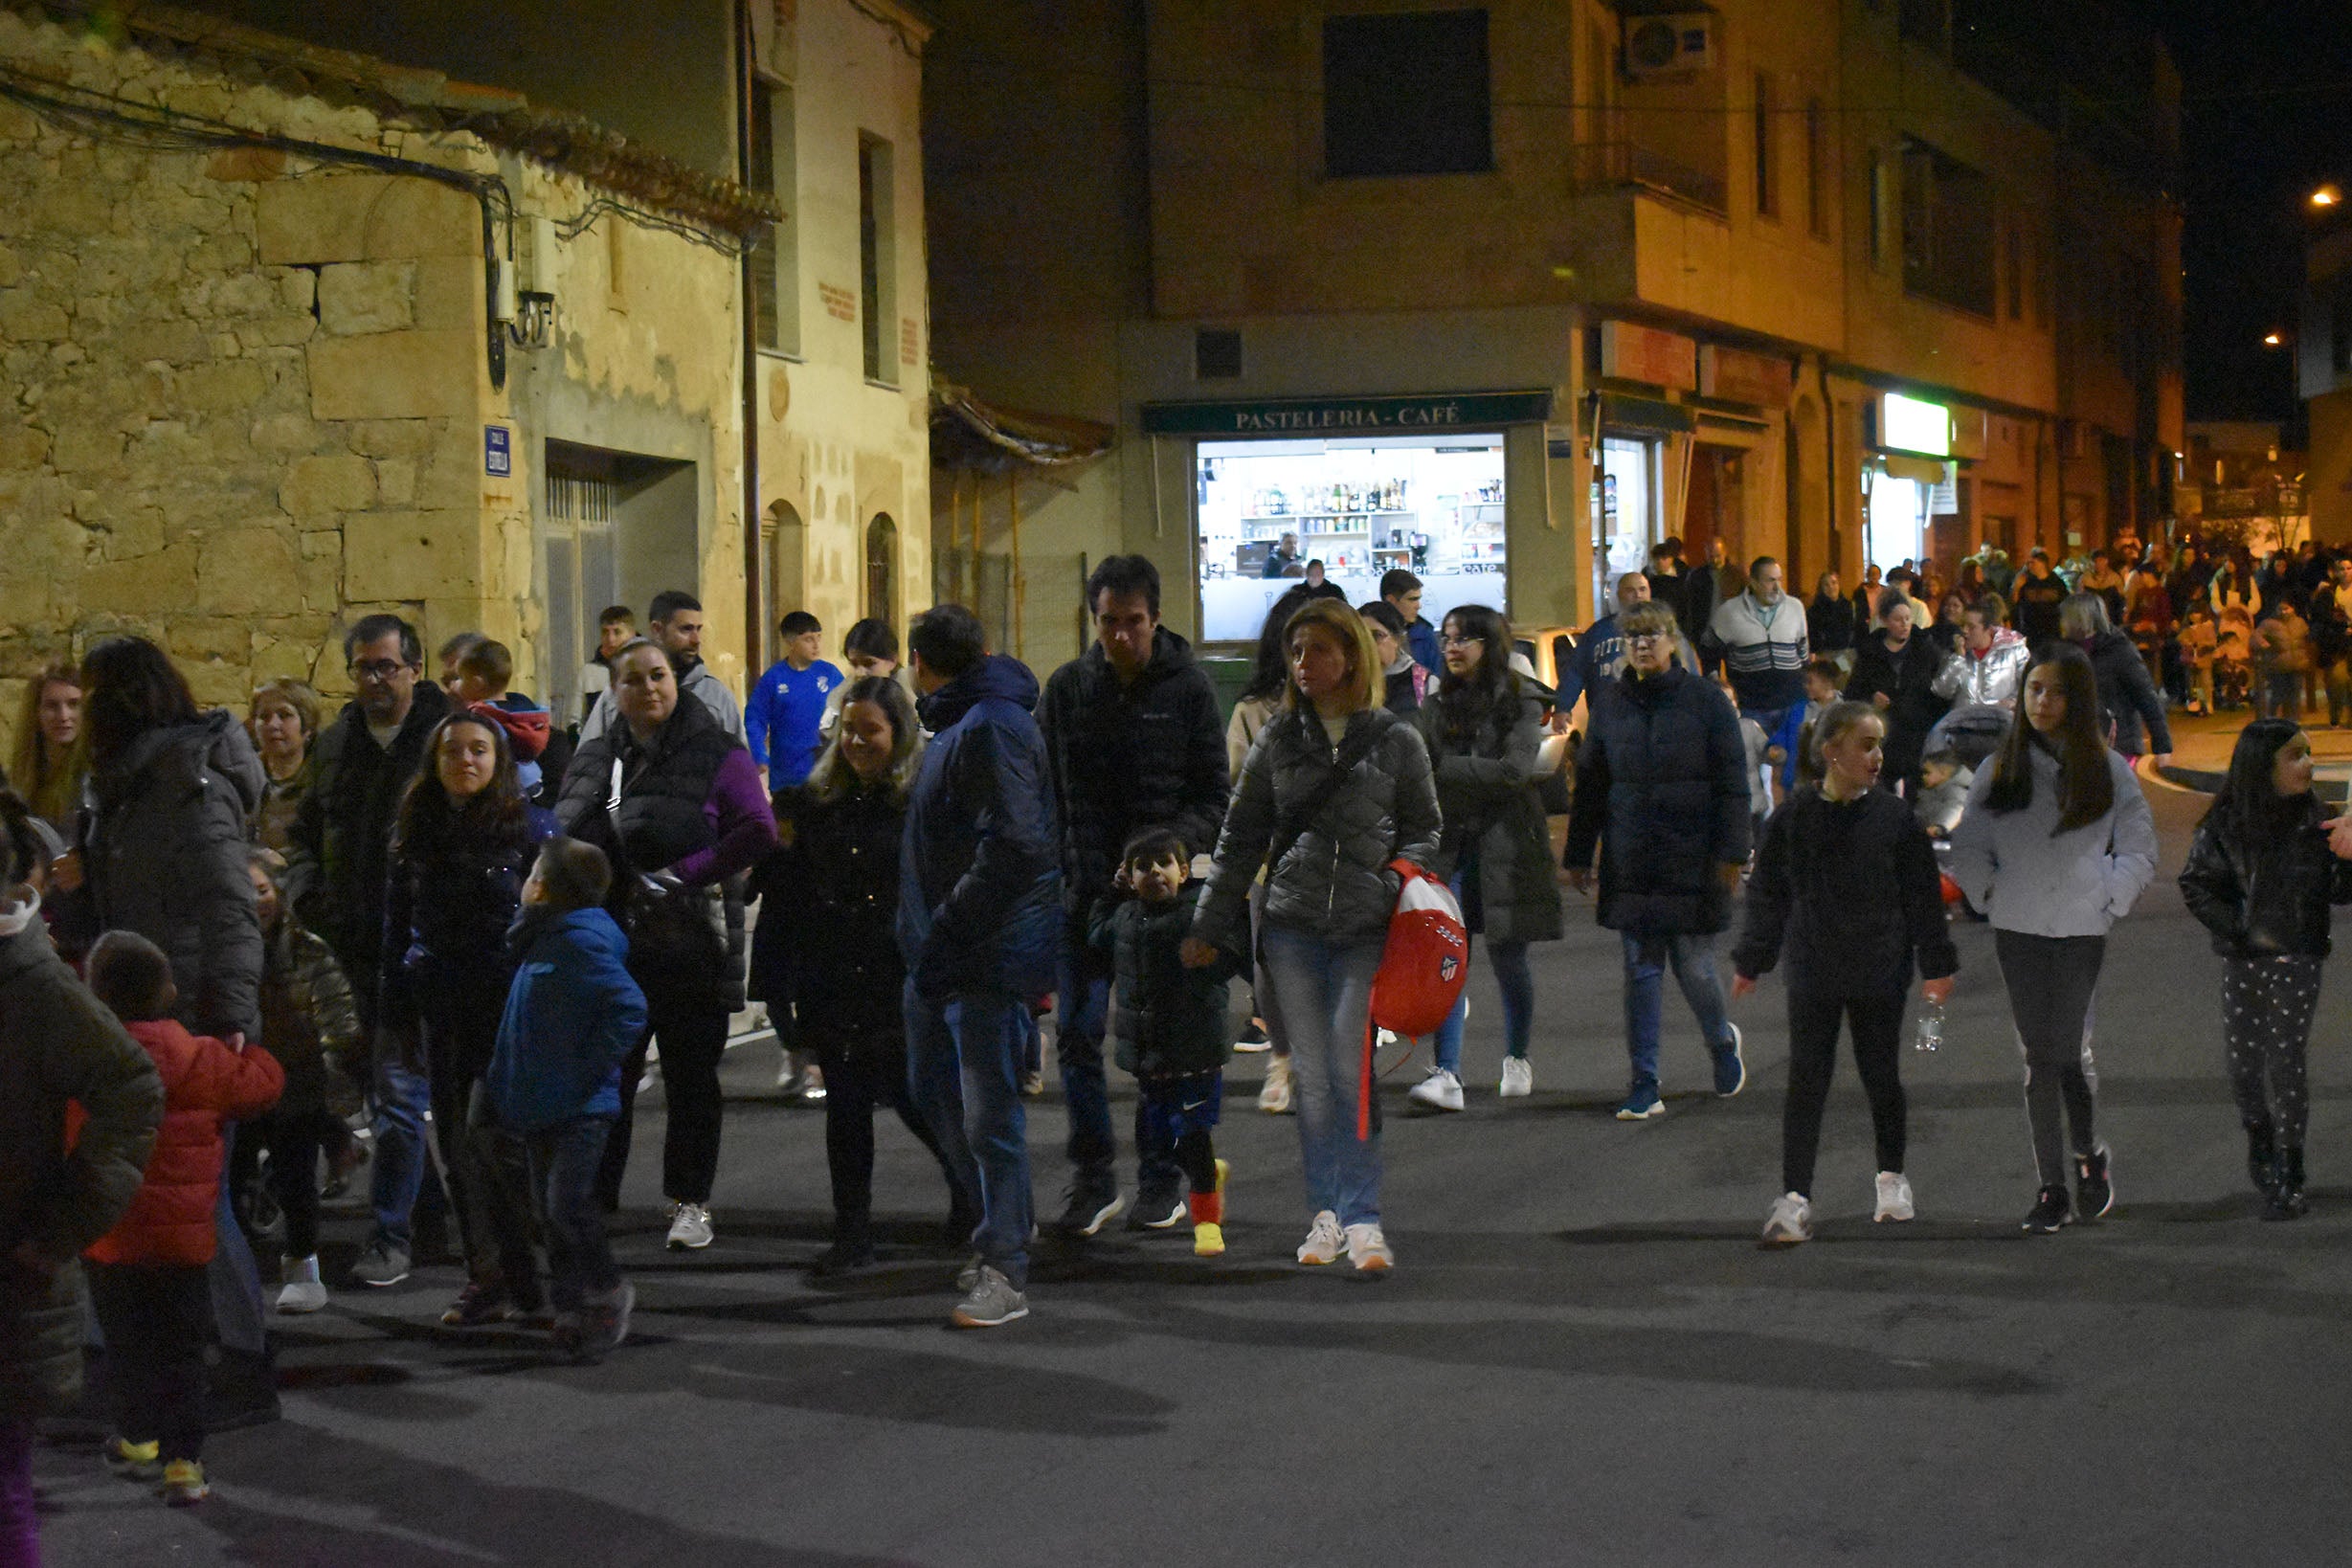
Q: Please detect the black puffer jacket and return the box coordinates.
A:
[1092,883,1244,1077]
[0,909,163,1422]
[2179,795,2352,958]
[556,694,772,1013]
[752,775,907,1048]
[1416,688,1562,945]
[82,711,266,1039]
[1038,628,1230,914]
[1563,666,1752,935]
[1844,629,1949,788]
[1194,706,1442,952]
[2080,630,2174,758]
[1733,785,1959,995]
[287,683,450,1011]
[381,803,558,1032]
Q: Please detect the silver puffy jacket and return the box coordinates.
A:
[1931,629,2032,706]
[1194,706,1442,950]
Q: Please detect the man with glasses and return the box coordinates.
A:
[1555,571,1652,721]
[287,614,450,1288]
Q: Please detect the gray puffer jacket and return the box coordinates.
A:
[1194,706,1442,952]
[0,907,164,1422]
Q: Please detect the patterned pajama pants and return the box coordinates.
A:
[2223,954,2323,1146]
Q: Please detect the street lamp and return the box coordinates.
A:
[2264,331,2284,347]
[2313,184,2344,209]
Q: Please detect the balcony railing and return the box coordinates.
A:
[1572,141,1728,215]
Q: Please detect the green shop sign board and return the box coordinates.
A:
[1142,390,1555,437]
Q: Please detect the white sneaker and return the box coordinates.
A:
[275,1255,327,1314]
[1258,1055,1293,1114]
[1499,1057,1534,1098]
[666,1201,714,1251]
[1760,1192,1813,1246]
[799,1063,827,1104]
[1407,1067,1465,1112]
[1343,1221,1393,1273]
[1873,1171,1915,1223]
[1297,1210,1343,1266]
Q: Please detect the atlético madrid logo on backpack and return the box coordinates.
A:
[1371,862,1471,1040]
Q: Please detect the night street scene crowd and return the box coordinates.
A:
[11,529,2352,1549]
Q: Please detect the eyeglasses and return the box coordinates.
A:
[1624,632,1670,646]
[347,660,414,683]
[1438,635,1482,648]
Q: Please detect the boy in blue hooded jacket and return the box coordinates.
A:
[482,838,648,1360]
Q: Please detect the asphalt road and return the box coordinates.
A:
[34,773,2352,1566]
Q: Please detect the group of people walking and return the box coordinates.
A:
[6,532,2351,1550]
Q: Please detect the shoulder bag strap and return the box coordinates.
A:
[1262,715,1387,878]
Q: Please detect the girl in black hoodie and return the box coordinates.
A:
[2178,719,2352,1219]
[1734,701,1959,1245]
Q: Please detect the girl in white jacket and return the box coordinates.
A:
[1948,643,2158,1234]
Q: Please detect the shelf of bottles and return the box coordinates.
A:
[1242,478,1413,542]
[1452,482,1507,573]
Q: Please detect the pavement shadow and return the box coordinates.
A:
[40,1422,919,1567]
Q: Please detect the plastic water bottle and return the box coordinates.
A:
[1915,996,1943,1052]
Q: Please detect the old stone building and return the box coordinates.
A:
[0,0,769,752]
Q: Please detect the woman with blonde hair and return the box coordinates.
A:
[1185,598,1441,1272]
[751,675,969,1270]
[247,679,324,852]
[11,661,85,833]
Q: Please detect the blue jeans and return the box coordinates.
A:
[1621,931,1735,1091]
[1432,940,1534,1073]
[907,983,1034,1288]
[525,1116,619,1311]
[369,1034,433,1250]
[1262,929,1384,1227]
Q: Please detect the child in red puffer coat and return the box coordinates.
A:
[79,931,282,1508]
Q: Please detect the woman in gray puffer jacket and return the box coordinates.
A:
[75,638,266,1042]
[1189,599,1441,1274]
[0,789,164,1560]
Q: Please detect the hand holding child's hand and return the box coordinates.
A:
[1178,938,1220,970]
[1921,976,1956,1005]
[226,1032,247,1053]
[1730,974,1758,999]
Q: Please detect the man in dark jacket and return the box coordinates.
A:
[1563,602,1753,1121]
[1681,537,1731,647]
[902,605,1061,1330]
[1557,571,1650,718]
[1037,556,1230,1234]
[286,614,450,1288]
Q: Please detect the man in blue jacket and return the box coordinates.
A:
[900,604,1061,1329]
[1556,570,1651,718]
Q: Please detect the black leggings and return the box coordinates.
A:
[599,992,730,1209]
[1994,930,2105,1187]
[86,1264,212,1464]
[256,1110,341,1259]
[1781,989,1908,1198]
[2223,955,2322,1145]
[813,1035,965,1246]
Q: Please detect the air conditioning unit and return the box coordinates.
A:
[1623,12,1717,78]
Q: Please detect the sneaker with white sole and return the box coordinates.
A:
[275,1255,327,1314]
[1259,1055,1293,1114]
[1234,1019,1272,1053]
[1760,1192,1813,1246]
[347,1239,410,1288]
[1297,1210,1344,1266]
[1873,1171,1915,1223]
[1407,1067,1465,1112]
[950,1264,1028,1328]
[578,1278,636,1356]
[665,1202,714,1250]
[1713,1022,1747,1096]
[1343,1221,1393,1273]
[1499,1057,1533,1098]
[1614,1083,1664,1121]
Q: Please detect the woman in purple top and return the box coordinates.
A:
[553,638,776,1251]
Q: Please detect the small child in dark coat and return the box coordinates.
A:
[81,930,283,1507]
[1090,830,1246,1257]
[482,840,649,1361]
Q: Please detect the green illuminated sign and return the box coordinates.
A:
[1879,392,1952,457]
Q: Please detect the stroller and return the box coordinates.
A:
[2213,607,2255,711]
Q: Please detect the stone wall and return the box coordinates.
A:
[0,7,747,761]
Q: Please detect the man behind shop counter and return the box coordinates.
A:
[1380,570,1441,675]
[1263,532,1302,580]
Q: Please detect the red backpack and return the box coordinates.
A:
[1357,861,1469,1138]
